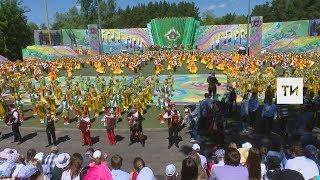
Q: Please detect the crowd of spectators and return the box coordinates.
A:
[0,138,319,179]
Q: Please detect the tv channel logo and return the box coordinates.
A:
[276,78,303,104]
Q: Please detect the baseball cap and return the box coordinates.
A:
[165,164,176,177]
[192,144,200,151]
[93,150,102,158]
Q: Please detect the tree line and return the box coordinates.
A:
[1,0,320,60]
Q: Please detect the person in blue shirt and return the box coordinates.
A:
[261,98,277,136]
[248,92,259,129]
[240,93,249,132]
[198,93,213,133]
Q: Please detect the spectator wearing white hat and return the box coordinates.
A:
[52,153,70,180]
[238,142,252,165]
[166,164,177,180]
[111,154,130,180]
[34,152,52,180]
[137,167,156,180]
[192,143,207,170]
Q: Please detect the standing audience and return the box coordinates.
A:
[83,150,113,180]
[285,142,319,179]
[245,147,266,180]
[52,153,71,180]
[210,147,249,180]
[111,154,130,180]
[181,157,198,180]
[44,146,59,170]
[61,153,83,180]
[165,164,177,180]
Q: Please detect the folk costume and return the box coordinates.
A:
[5,105,22,143]
[78,113,92,146]
[128,109,145,147]
[163,104,182,149]
[45,113,57,146]
[101,107,117,145]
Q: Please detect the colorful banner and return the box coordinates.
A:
[88,24,100,52]
[195,24,248,52]
[101,28,151,54]
[263,20,309,49]
[249,16,263,55]
[22,46,78,60]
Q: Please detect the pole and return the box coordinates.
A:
[44,0,52,46]
[246,0,251,55]
[96,0,103,54]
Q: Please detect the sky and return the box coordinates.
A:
[23,0,270,25]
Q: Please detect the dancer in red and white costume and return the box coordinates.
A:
[101,107,117,145]
[78,111,92,146]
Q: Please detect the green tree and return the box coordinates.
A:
[202,11,216,25]
[53,6,85,29]
[251,2,275,22]
[28,22,39,31]
[0,0,33,60]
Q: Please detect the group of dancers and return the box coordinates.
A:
[0,61,179,146]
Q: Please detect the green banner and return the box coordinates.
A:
[149,17,199,49]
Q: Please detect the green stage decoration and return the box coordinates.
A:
[149,17,200,49]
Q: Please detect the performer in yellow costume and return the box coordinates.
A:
[0,96,5,121]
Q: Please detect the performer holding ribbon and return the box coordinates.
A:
[101,107,117,145]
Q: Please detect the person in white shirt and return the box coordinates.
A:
[61,153,83,180]
[110,154,130,180]
[192,143,207,170]
[285,142,319,180]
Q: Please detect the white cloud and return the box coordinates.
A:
[207,4,217,10]
[218,3,226,8]
[207,3,227,10]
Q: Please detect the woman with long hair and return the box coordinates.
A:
[181,157,198,180]
[245,147,266,180]
[188,151,207,180]
[61,153,83,180]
